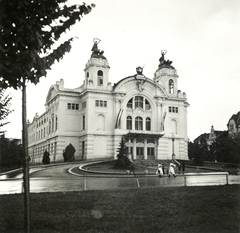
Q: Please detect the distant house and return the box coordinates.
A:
[8,137,22,145]
[194,125,227,147]
[227,111,240,138]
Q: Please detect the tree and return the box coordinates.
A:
[63,143,76,162]
[0,88,13,136]
[0,1,95,232]
[188,140,205,165]
[212,134,240,164]
[42,150,50,165]
[115,137,131,168]
[0,136,22,171]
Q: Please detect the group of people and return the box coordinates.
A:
[157,161,185,178]
[127,160,186,177]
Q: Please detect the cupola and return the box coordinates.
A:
[153,50,178,96]
[84,39,110,90]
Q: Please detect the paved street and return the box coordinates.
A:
[0,163,240,195]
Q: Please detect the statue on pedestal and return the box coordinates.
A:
[91,38,105,58]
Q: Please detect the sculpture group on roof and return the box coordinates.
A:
[91,38,105,58]
[158,50,174,69]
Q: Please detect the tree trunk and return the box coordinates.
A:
[22,78,30,233]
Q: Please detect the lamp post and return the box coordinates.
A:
[171,134,176,160]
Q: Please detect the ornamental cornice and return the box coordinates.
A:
[81,89,112,96]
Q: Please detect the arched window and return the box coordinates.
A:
[170,119,177,134]
[127,98,133,109]
[126,116,132,130]
[135,96,143,108]
[127,96,151,110]
[97,70,103,86]
[97,114,105,130]
[146,117,151,131]
[135,117,143,130]
[145,99,151,110]
[169,79,174,94]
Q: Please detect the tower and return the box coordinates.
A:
[84,39,110,90]
[153,50,178,96]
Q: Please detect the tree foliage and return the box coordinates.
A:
[188,134,240,165]
[212,134,240,164]
[0,88,13,135]
[188,140,205,166]
[63,143,75,162]
[115,137,131,168]
[0,136,22,171]
[0,0,95,89]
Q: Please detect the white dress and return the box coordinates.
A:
[169,163,176,175]
[158,164,163,176]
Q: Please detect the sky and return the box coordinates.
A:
[2,0,240,141]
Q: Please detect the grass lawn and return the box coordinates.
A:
[0,185,239,233]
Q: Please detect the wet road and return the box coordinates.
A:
[0,164,240,194]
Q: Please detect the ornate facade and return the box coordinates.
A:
[27,42,189,163]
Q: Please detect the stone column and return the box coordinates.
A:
[144,139,147,160]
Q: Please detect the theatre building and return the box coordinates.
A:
[27,41,189,164]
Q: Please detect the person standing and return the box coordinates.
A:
[168,162,176,178]
[161,162,165,175]
[181,161,185,174]
[157,163,163,178]
[129,162,136,176]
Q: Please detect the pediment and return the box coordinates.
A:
[113,76,167,97]
[46,85,59,103]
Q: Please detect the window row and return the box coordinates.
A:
[169,106,178,113]
[67,103,79,110]
[127,147,155,157]
[127,96,151,110]
[86,70,104,86]
[29,117,58,143]
[95,100,107,107]
[126,116,151,131]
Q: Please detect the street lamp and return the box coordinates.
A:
[171,134,176,160]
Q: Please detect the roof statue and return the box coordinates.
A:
[136,66,143,75]
[158,50,175,69]
[91,38,105,59]
[134,66,147,92]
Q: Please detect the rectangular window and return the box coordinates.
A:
[135,96,143,108]
[83,115,85,130]
[82,101,86,109]
[95,100,107,107]
[169,106,178,113]
[67,103,79,110]
[55,117,58,131]
[136,147,144,156]
[147,148,155,156]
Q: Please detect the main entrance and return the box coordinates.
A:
[124,132,164,160]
